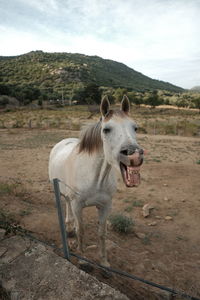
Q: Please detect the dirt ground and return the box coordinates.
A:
[0,127,200,299]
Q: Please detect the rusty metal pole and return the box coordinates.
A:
[53,178,70,261]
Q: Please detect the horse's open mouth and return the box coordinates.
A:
[119,150,144,188]
[120,162,141,187]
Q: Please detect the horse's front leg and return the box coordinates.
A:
[97,203,111,267]
[71,201,84,253]
[65,196,75,237]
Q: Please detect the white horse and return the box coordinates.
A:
[49,96,144,266]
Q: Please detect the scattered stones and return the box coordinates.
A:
[164,216,173,221]
[148,221,157,226]
[142,203,154,217]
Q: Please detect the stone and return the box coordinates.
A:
[86,244,98,251]
[165,216,173,221]
[155,216,162,219]
[148,221,157,226]
[135,232,146,239]
[142,203,154,218]
[0,235,30,264]
[164,197,169,201]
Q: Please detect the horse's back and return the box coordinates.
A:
[49,138,78,183]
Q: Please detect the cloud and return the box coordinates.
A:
[0,0,199,88]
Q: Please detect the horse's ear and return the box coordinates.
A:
[121,95,130,114]
[100,95,110,117]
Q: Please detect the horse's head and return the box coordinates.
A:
[100,96,144,187]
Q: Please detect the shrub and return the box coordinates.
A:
[109,214,134,233]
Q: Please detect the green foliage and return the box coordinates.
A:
[80,84,102,104]
[146,90,162,108]
[109,214,134,233]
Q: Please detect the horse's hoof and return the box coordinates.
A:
[101,269,113,279]
[100,260,110,268]
[67,229,76,238]
[79,261,94,273]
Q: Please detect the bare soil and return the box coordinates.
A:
[0,128,200,299]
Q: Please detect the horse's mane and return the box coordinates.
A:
[78,110,127,154]
[78,121,103,154]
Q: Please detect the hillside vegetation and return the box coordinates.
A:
[0,50,183,105]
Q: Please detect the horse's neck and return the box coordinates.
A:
[90,152,115,189]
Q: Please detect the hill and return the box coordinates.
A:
[190,86,200,92]
[0,50,184,103]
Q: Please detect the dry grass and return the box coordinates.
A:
[0,105,200,137]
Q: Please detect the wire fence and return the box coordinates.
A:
[52,178,200,300]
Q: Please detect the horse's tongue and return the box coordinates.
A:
[126,166,140,187]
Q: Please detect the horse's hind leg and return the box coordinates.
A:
[71,201,84,253]
[65,196,75,237]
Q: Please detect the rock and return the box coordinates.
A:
[155,216,162,219]
[0,228,6,240]
[0,236,129,300]
[165,216,173,221]
[163,183,168,187]
[164,197,169,201]
[142,204,154,217]
[0,236,30,264]
[135,232,146,239]
[148,221,157,226]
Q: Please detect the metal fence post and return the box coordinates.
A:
[53,178,70,261]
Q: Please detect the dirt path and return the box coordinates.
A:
[0,128,200,299]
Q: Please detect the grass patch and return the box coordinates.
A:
[109,214,134,233]
[196,160,200,165]
[141,236,151,245]
[0,183,18,195]
[19,209,32,216]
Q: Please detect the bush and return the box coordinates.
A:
[109,214,134,233]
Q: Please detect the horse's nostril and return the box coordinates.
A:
[120,149,129,156]
[139,149,144,155]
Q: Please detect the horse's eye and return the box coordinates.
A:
[103,127,111,134]
[135,127,138,132]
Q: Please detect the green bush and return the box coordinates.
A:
[109,214,134,233]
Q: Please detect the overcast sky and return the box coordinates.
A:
[0,0,199,89]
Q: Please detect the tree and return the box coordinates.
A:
[193,97,200,113]
[80,84,102,105]
[146,90,162,108]
[113,88,127,102]
[128,91,144,107]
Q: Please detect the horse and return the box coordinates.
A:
[49,96,144,266]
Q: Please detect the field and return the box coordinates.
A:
[0,106,200,299]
